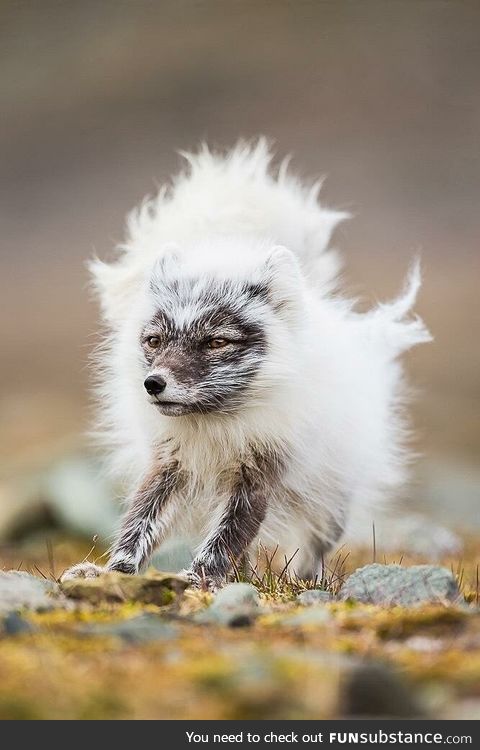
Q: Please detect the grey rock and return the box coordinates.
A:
[341,661,425,717]
[43,456,119,540]
[2,612,36,635]
[197,583,261,627]
[81,613,177,644]
[213,582,260,609]
[61,570,187,606]
[297,589,333,606]
[283,606,331,627]
[339,563,461,607]
[0,571,62,614]
[0,479,47,542]
[0,452,120,543]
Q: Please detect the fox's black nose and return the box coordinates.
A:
[144,375,167,396]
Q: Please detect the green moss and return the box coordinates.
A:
[0,539,478,719]
[60,570,187,606]
[0,697,45,720]
[76,692,127,720]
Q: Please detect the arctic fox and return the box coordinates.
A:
[62,140,436,588]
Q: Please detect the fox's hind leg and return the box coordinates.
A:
[298,514,346,582]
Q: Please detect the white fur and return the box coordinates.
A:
[90,138,434,570]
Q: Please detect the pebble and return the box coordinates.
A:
[297,589,333,606]
[81,613,177,643]
[197,583,261,627]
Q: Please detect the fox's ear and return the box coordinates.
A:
[262,246,304,317]
[89,257,145,326]
[150,244,183,291]
[264,245,298,274]
[90,245,183,325]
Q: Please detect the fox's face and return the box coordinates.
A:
[138,245,302,416]
[140,281,268,416]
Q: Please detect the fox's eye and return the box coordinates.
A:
[146,336,160,348]
[208,338,229,350]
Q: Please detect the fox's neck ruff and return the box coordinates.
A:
[152,386,300,469]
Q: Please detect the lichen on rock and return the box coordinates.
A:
[339,564,462,607]
[60,570,188,606]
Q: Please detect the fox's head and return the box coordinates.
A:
[93,238,305,417]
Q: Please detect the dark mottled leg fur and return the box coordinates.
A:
[186,451,279,589]
[299,514,346,581]
[61,458,181,581]
[62,447,280,587]
[107,461,181,573]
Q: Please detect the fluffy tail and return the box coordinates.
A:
[363,259,432,357]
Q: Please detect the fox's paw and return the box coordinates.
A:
[181,568,222,593]
[60,562,105,582]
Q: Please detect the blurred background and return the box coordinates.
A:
[1,0,479,567]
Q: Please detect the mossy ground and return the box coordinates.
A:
[0,536,478,719]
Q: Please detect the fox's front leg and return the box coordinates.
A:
[61,461,181,581]
[185,460,270,591]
